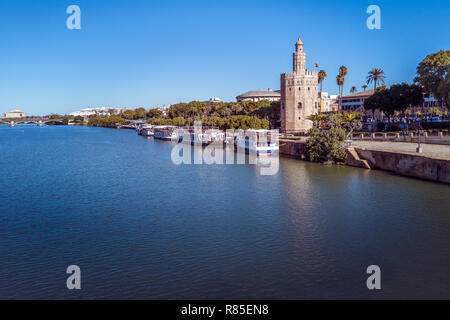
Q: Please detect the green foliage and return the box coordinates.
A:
[414,50,450,106]
[88,115,126,128]
[121,110,135,120]
[85,100,278,130]
[147,108,163,118]
[363,83,423,116]
[147,115,269,130]
[305,126,347,163]
[73,116,84,123]
[134,108,147,119]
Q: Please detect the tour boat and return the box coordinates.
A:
[235,129,279,155]
[179,128,225,146]
[137,123,153,135]
[153,126,179,141]
[141,127,154,137]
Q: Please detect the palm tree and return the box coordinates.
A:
[339,65,348,94]
[318,70,327,96]
[307,114,321,127]
[350,86,357,94]
[366,68,386,90]
[307,113,328,128]
[362,84,368,92]
[336,75,344,109]
[340,111,363,139]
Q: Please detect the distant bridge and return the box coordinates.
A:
[0,117,65,127]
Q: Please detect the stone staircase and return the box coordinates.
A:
[346,147,371,169]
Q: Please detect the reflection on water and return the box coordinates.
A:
[0,125,449,299]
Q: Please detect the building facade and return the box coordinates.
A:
[236,89,281,102]
[70,107,123,117]
[280,37,319,133]
[320,92,339,113]
[339,90,375,112]
[3,107,26,119]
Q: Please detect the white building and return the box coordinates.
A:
[3,107,26,119]
[208,97,222,104]
[236,88,281,102]
[70,107,123,117]
[319,92,339,112]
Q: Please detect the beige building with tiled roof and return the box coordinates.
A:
[339,90,375,112]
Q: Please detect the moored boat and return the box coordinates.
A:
[153,126,179,141]
[235,129,279,155]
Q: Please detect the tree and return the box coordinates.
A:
[362,85,368,92]
[305,126,347,163]
[414,50,450,107]
[437,73,450,107]
[366,68,386,90]
[339,65,348,95]
[318,70,327,96]
[389,83,424,114]
[134,107,147,119]
[350,86,357,94]
[307,113,328,128]
[122,109,135,119]
[336,75,344,109]
[363,87,392,116]
[363,83,423,117]
[339,111,363,139]
[147,108,163,118]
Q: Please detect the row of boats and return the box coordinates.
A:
[136,124,279,155]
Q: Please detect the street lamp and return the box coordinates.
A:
[416,123,423,153]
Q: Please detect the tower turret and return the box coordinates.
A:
[293,36,306,73]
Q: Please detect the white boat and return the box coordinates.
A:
[153,126,179,141]
[179,128,225,146]
[141,127,154,137]
[137,123,153,135]
[235,129,279,155]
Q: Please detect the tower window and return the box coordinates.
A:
[298,87,301,91]
[298,102,302,109]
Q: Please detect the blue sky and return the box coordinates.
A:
[0,0,448,115]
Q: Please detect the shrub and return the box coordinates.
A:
[305,127,347,163]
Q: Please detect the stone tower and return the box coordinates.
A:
[280,36,319,134]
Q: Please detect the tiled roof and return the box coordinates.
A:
[340,89,375,99]
[236,90,281,99]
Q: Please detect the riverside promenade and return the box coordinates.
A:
[351,141,450,161]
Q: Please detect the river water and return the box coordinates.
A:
[0,125,449,299]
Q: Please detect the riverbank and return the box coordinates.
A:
[280,139,450,184]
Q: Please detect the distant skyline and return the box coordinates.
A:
[0,0,449,115]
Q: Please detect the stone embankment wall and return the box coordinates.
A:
[352,148,449,184]
[279,139,450,184]
[279,139,307,158]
